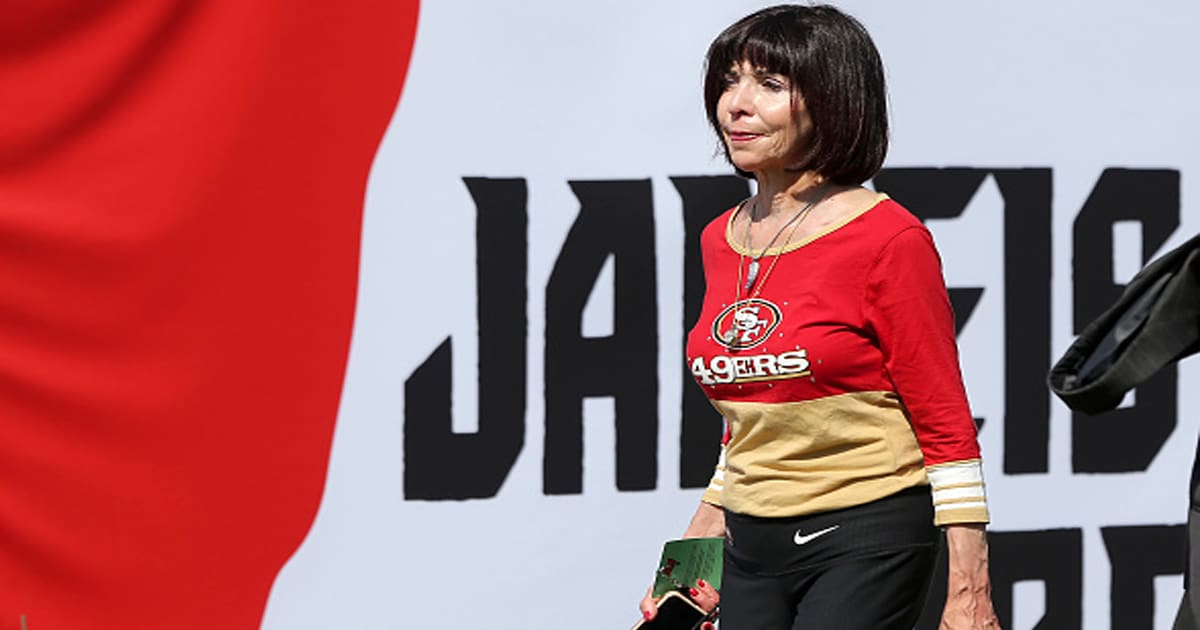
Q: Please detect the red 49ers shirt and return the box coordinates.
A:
[688,195,988,526]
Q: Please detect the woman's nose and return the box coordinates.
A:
[726,82,753,117]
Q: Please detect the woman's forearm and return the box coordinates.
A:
[944,523,991,585]
[683,501,725,538]
[940,523,1000,627]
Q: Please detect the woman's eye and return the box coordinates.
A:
[763,78,787,91]
[722,73,739,87]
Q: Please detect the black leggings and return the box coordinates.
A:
[720,486,938,630]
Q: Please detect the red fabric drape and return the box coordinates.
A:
[0,2,419,627]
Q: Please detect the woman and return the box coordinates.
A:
[639,5,1000,629]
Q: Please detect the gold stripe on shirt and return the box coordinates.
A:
[934,495,988,506]
[710,391,928,518]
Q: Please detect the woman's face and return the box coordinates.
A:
[717,60,812,175]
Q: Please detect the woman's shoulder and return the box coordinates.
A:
[811,193,921,244]
[858,195,926,232]
[849,196,946,266]
[812,194,936,262]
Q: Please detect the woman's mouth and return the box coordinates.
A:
[727,131,762,143]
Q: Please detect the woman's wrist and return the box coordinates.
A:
[683,501,726,538]
[943,523,991,585]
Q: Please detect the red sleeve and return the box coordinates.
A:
[863,226,981,466]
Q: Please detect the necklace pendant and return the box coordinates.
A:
[744,260,760,292]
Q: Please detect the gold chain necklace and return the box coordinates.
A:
[723,208,817,347]
[737,184,828,293]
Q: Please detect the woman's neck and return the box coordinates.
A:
[751,169,829,220]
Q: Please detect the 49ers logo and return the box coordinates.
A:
[712,298,781,350]
[690,349,811,386]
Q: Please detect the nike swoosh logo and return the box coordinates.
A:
[793,525,839,545]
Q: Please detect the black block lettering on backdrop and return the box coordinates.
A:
[1072,169,1181,473]
[401,168,1180,498]
[874,168,1053,471]
[672,176,751,488]
[403,178,528,500]
[1103,524,1186,629]
[544,180,659,494]
[916,529,1084,630]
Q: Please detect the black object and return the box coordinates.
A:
[1048,232,1200,629]
[1048,232,1200,412]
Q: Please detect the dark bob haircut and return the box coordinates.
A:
[704,4,888,185]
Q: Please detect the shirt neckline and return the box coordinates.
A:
[723,192,890,257]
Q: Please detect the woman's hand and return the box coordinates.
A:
[638,501,725,626]
[691,579,720,629]
[638,579,720,627]
[939,523,1001,629]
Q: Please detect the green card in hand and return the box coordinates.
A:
[651,537,723,598]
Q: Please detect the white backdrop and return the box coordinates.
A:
[261,1,1200,628]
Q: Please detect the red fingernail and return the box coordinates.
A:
[690,588,700,597]
[643,610,651,620]
[697,579,707,587]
